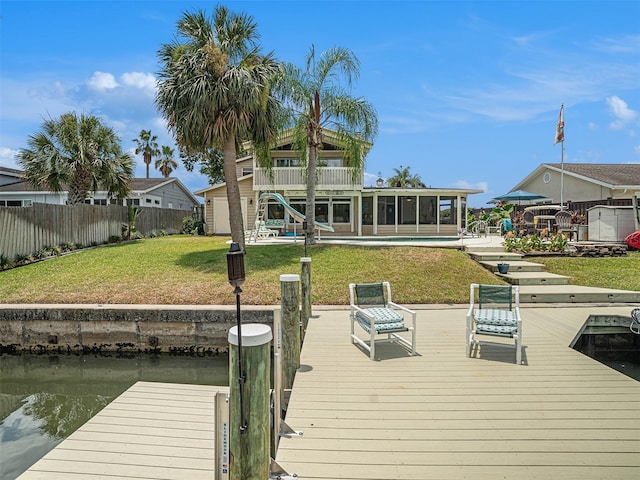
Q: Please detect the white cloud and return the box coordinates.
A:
[0,147,20,169]
[87,71,119,91]
[634,145,640,156]
[606,95,637,129]
[120,72,157,95]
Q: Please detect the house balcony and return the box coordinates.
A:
[253,167,362,192]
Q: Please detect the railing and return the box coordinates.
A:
[253,167,362,191]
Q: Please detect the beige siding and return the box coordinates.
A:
[202,177,254,235]
[521,168,614,203]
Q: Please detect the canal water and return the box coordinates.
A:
[0,352,229,480]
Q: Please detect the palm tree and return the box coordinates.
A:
[156,6,281,247]
[133,130,160,179]
[17,112,133,205]
[155,146,178,178]
[387,165,426,188]
[274,45,378,243]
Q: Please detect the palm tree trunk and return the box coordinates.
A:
[223,134,245,248]
[306,143,317,245]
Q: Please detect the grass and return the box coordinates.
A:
[1,235,638,305]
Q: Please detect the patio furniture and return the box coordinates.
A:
[257,221,279,238]
[555,210,577,241]
[466,284,522,365]
[349,282,416,360]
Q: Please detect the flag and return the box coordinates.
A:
[554,104,564,145]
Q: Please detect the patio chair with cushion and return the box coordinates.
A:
[257,221,279,239]
[349,282,416,360]
[466,284,522,365]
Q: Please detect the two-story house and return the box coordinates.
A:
[196,130,482,237]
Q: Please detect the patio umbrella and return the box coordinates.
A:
[491,190,549,205]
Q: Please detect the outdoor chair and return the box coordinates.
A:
[349,282,416,360]
[466,283,522,365]
[554,210,577,241]
[257,221,279,239]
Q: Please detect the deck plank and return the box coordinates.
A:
[17,383,226,480]
[276,305,640,480]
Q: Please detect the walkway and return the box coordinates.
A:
[275,306,640,479]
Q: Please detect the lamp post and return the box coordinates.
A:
[226,242,247,433]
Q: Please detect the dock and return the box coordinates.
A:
[16,305,640,479]
[17,382,225,480]
[275,305,640,479]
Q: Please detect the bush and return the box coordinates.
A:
[504,231,569,254]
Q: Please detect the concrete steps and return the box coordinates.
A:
[466,247,640,304]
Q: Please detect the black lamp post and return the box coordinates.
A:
[227,242,248,433]
[302,220,308,257]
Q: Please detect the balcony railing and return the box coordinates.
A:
[253,167,362,191]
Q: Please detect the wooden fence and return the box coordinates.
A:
[0,203,191,260]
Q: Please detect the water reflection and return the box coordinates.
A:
[0,352,229,480]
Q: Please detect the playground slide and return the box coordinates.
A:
[259,193,335,232]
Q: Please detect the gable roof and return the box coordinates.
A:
[0,166,24,177]
[514,163,640,191]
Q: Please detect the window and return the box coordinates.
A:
[419,196,437,224]
[439,196,457,225]
[127,199,140,206]
[361,197,373,225]
[145,198,152,204]
[154,200,160,205]
[94,199,107,206]
[315,200,329,223]
[332,202,351,223]
[319,158,341,167]
[275,158,300,167]
[0,200,23,207]
[242,167,253,176]
[398,196,417,224]
[268,203,284,220]
[377,196,395,225]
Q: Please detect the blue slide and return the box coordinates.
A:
[259,193,335,232]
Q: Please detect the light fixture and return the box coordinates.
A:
[226,242,247,433]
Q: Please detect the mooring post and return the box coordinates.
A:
[300,257,312,340]
[228,323,272,480]
[280,273,300,391]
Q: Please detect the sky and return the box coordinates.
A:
[1,0,639,208]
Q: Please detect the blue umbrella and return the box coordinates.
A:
[491,190,549,204]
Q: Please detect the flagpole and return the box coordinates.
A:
[554,104,565,209]
[560,137,564,209]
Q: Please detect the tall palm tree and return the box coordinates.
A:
[17,112,133,205]
[132,130,160,179]
[156,6,281,247]
[274,45,378,243]
[155,146,178,178]
[387,165,426,188]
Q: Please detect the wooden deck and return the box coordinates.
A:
[17,382,225,480]
[276,305,640,479]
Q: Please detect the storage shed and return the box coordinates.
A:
[587,206,635,242]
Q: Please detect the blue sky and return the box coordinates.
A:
[1,0,639,208]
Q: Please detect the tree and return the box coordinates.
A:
[274,46,378,244]
[17,112,133,205]
[133,130,160,179]
[156,6,281,247]
[179,147,225,185]
[387,165,426,188]
[155,145,178,178]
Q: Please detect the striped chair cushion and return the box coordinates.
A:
[355,308,408,334]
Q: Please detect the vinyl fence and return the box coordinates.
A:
[0,203,191,260]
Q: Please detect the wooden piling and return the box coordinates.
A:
[280,273,300,391]
[228,323,272,480]
[300,257,312,340]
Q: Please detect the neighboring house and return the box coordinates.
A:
[195,129,482,236]
[512,163,640,206]
[0,170,201,211]
[0,166,23,187]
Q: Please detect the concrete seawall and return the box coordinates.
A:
[0,304,275,353]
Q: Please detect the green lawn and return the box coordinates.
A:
[1,235,638,305]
